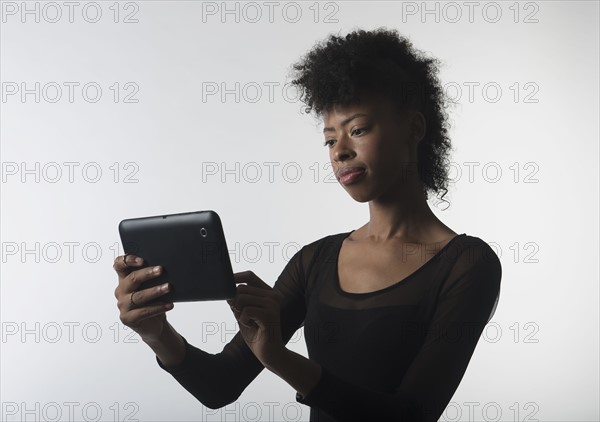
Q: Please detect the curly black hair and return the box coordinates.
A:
[287,27,455,209]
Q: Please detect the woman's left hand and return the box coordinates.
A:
[227,271,286,367]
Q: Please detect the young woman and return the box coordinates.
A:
[114,28,502,422]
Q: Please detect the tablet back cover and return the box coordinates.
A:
[118,210,236,302]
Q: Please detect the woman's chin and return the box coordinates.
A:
[344,189,374,203]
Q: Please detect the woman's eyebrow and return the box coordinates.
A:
[322,113,370,134]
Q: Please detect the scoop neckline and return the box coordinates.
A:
[334,230,466,298]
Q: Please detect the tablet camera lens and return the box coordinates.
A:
[200,227,208,237]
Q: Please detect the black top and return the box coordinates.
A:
[157,230,502,421]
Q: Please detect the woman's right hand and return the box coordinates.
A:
[113,254,174,343]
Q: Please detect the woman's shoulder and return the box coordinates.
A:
[444,233,502,322]
[456,233,500,259]
[304,230,352,249]
[296,230,352,261]
[283,231,351,281]
[442,233,502,277]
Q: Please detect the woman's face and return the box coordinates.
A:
[322,94,425,203]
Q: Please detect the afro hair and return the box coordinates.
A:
[288,27,455,208]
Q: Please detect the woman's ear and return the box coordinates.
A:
[410,111,426,144]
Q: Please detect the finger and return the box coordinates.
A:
[236,284,282,304]
[238,306,267,329]
[227,278,275,310]
[120,302,174,326]
[226,278,255,308]
[233,271,270,289]
[233,293,276,312]
[236,284,271,295]
[130,282,170,307]
[113,254,144,276]
[114,257,152,299]
[230,306,241,319]
[237,285,282,305]
[126,265,163,292]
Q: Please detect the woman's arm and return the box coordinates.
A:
[142,320,185,368]
[265,347,322,399]
[154,242,315,409]
[265,240,502,422]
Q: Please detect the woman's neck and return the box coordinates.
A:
[361,187,453,244]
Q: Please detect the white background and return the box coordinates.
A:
[1,1,599,421]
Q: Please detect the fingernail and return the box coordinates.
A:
[161,283,170,292]
[135,257,143,264]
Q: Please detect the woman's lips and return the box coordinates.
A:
[339,168,366,185]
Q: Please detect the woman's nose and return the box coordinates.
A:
[332,135,354,162]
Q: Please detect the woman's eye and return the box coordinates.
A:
[352,127,368,136]
[323,127,369,147]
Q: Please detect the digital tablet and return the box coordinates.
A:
[118,210,236,302]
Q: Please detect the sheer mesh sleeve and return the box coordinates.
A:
[295,240,502,422]
[156,242,315,409]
